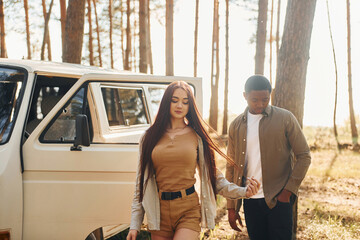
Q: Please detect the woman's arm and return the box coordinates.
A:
[129,139,146,232]
[216,169,260,199]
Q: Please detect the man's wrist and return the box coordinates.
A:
[282,189,292,197]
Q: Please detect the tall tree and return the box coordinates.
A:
[0,0,7,58]
[193,0,199,77]
[209,0,220,131]
[120,0,125,67]
[41,0,54,61]
[109,0,114,68]
[62,0,86,64]
[326,0,340,149]
[124,0,131,70]
[87,0,94,65]
[273,1,317,237]
[254,0,268,75]
[41,0,53,60]
[139,0,148,73]
[276,0,281,60]
[132,0,138,71]
[59,0,66,55]
[222,0,229,135]
[146,0,153,74]
[346,0,358,146]
[165,0,174,76]
[272,0,281,103]
[269,0,274,85]
[92,0,102,67]
[24,0,31,59]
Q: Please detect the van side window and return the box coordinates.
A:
[0,67,26,144]
[148,87,166,116]
[42,88,85,142]
[25,76,76,137]
[101,87,148,127]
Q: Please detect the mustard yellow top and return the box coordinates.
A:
[152,127,198,191]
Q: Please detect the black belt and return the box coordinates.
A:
[161,185,195,200]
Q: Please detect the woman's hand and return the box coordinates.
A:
[126,229,138,240]
[245,177,260,198]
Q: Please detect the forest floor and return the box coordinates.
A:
[202,149,360,240]
[117,127,360,240]
[202,127,360,240]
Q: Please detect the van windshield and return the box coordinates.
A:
[0,67,26,144]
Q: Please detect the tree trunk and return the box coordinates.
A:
[24,0,31,59]
[139,0,148,73]
[146,0,153,74]
[165,0,174,76]
[41,0,54,61]
[109,0,114,68]
[273,1,317,238]
[87,0,94,65]
[326,0,340,149]
[254,0,268,75]
[272,0,281,103]
[222,0,229,135]
[42,0,52,60]
[62,0,86,64]
[124,0,131,70]
[346,0,358,146]
[132,0,137,71]
[120,0,125,67]
[269,0,274,85]
[209,0,219,131]
[276,0,281,61]
[0,0,7,58]
[193,0,199,77]
[59,0,66,54]
[92,0,102,67]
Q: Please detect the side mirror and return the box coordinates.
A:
[71,114,90,151]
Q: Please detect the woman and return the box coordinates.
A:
[127,81,260,240]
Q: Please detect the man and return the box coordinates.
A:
[226,75,311,240]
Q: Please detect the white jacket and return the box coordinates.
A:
[129,134,248,231]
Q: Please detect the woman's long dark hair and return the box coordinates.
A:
[138,81,237,202]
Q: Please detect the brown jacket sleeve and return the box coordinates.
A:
[226,120,237,209]
[284,112,311,195]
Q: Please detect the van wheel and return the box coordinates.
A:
[85,228,103,240]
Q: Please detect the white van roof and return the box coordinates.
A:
[0,58,138,77]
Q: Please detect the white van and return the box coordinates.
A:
[0,59,202,240]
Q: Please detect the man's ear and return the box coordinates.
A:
[243,92,247,100]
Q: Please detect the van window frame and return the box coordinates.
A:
[39,83,91,144]
[0,64,28,145]
[99,84,150,130]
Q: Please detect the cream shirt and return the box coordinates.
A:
[245,111,264,198]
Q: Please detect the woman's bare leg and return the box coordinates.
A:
[173,228,199,240]
[151,233,173,240]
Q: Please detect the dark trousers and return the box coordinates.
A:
[244,198,293,240]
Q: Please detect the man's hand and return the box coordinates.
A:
[245,177,261,198]
[126,229,138,240]
[228,208,243,232]
[277,189,292,203]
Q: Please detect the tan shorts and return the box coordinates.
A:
[149,189,201,238]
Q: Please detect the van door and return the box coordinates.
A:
[22,74,202,240]
[0,66,30,240]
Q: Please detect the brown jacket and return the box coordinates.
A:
[226,105,311,210]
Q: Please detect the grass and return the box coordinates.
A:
[297,142,360,239]
[298,199,360,240]
[113,127,360,239]
[204,126,360,240]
